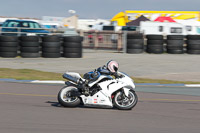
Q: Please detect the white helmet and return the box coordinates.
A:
[107,60,119,73]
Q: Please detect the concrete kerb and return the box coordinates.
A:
[1,78,200,87]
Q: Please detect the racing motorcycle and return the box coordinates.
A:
[57,68,138,110]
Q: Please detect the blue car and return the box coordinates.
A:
[1,19,50,36]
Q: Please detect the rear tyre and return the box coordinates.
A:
[113,90,138,110]
[58,86,81,107]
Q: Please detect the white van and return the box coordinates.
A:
[140,21,187,35]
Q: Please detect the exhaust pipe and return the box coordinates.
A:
[63,73,80,84]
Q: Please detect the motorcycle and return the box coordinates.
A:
[57,69,138,110]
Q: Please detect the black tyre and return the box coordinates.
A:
[127,39,144,44]
[187,44,200,50]
[0,52,17,57]
[147,45,163,49]
[167,35,184,40]
[20,47,40,52]
[63,52,82,58]
[63,36,83,42]
[126,49,143,54]
[187,50,200,54]
[42,53,61,58]
[20,42,40,47]
[167,49,184,54]
[0,36,18,42]
[147,49,163,54]
[57,86,81,107]
[0,47,18,52]
[147,45,163,54]
[167,40,184,45]
[167,45,183,50]
[127,33,143,39]
[186,40,200,45]
[63,48,82,53]
[42,47,60,53]
[0,42,19,47]
[42,36,60,42]
[20,36,39,42]
[42,42,61,48]
[20,52,40,58]
[127,44,144,49]
[147,40,164,44]
[146,35,163,40]
[63,42,82,48]
[186,35,200,40]
[113,90,138,110]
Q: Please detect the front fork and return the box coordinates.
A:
[123,87,130,97]
[111,88,131,100]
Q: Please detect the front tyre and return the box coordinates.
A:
[57,86,80,107]
[113,90,138,110]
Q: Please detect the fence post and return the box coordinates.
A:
[117,31,122,52]
[94,31,99,49]
[79,30,84,37]
[123,31,127,53]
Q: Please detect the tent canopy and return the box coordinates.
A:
[154,16,176,22]
[126,15,150,26]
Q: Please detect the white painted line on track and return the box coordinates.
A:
[4,79,200,87]
[185,84,200,87]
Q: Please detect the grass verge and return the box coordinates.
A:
[0,68,199,84]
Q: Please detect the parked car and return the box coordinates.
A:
[1,19,50,36]
[122,26,137,31]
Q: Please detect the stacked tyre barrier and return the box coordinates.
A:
[146,35,164,54]
[186,35,200,54]
[42,36,61,58]
[20,36,40,58]
[63,36,83,58]
[0,36,18,57]
[126,33,144,54]
[166,35,184,54]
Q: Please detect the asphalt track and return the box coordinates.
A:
[0,82,200,133]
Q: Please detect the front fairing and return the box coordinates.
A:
[98,71,135,97]
[117,72,135,89]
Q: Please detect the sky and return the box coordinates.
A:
[0,0,200,19]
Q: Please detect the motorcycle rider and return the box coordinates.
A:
[79,60,120,96]
[97,60,120,78]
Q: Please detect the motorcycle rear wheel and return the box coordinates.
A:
[113,90,138,110]
[57,86,80,107]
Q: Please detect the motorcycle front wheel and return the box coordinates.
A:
[113,90,138,110]
[57,86,80,107]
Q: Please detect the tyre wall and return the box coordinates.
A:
[146,35,164,54]
[41,36,61,58]
[1,35,200,58]
[126,33,144,54]
[0,36,18,57]
[166,35,184,54]
[186,35,200,54]
[63,36,83,58]
[20,36,40,58]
